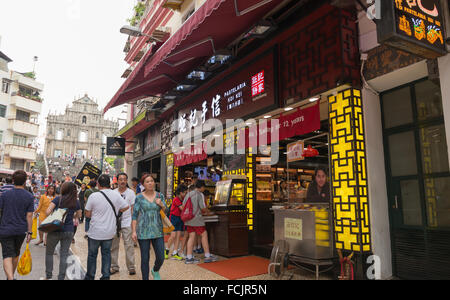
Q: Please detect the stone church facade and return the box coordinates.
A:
[45,94,118,159]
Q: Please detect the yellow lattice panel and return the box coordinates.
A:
[328,88,372,253]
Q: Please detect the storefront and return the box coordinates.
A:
[135,124,163,191]
[163,3,371,276]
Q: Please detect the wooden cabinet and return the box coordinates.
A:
[206,211,248,257]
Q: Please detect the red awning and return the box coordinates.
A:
[104,0,285,113]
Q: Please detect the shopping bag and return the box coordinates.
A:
[31,218,38,239]
[17,243,32,276]
[38,208,68,233]
[160,210,174,234]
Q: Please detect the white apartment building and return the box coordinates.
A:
[0,49,44,175]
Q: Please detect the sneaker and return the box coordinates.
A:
[204,255,218,263]
[179,253,186,259]
[151,269,161,280]
[164,249,169,259]
[185,257,200,264]
[129,270,136,276]
[171,254,184,261]
[197,247,204,254]
[110,269,119,275]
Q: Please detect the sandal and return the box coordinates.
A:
[35,240,43,246]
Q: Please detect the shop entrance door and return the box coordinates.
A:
[381,79,450,279]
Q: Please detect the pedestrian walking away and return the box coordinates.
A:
[84,175,129,280]
[0,170,34,280]
[184,180,217,264]
[132,174,166,280]
[44,182,82,280]
[83,180,98,239]
[111,173,136,276]
[0,177,14,196]
[165,184,188,261]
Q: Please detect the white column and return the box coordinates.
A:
[438,54,450,168]
[362,88,393,279]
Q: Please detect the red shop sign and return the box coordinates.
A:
[237,103,320,149]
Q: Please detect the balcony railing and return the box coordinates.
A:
[10,93,43,114]
[5,144,37,161]
[8,118,39,137]
[16,91,43,103]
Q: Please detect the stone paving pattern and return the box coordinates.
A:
[0,225,333,280]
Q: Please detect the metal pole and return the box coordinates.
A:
[100,146,105,173]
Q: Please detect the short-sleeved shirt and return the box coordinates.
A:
[183,190,206,227]
[51,197,81,233]
[85,189,129,240]
[84,188,99,206]
[0,188,34,236]
[114,188,136,228]
[132,192,166,240]
[169,196,183,217]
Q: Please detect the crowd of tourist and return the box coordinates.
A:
[0,169,216,280]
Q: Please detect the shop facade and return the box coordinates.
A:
[108,0,450,280]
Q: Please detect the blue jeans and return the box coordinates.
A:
[138,237,165,280]
[85,218,91,233]
[84,238,112,280]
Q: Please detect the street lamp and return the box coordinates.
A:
[120,25,159,43]
[100,146,105,173]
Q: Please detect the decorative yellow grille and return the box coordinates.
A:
[328,88,371,253]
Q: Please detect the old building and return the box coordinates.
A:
[0,45,44,176]
[45,94,118,159]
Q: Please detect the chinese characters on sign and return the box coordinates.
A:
[396,0,444,45]
[285,218,303,241]
[251,71,265,97]
[287,140,305,163]
[179,71,268,132]
[378,0,446,58]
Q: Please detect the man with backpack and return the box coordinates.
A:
[84,174,129,280]
[182,180,217,264]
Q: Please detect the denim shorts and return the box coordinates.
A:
[0,235,26,259]
[169,215,184,232]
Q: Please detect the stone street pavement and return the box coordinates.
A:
[0,239,81,280]
[70,224,331,281]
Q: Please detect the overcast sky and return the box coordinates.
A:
[0,0,136,151]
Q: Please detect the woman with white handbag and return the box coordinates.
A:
[44,182,81,280]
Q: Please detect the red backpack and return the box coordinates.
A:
[180,197,195,222]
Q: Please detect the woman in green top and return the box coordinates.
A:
[132,174,166,280]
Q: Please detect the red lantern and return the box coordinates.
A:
[303,145,319,158]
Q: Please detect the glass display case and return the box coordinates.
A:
[213,178,246,208]
[208,177,249,257]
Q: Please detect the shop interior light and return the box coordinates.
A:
[284,107,294,111]
[263,115,271,119]
[309,96,320,102]
[163,94,178,100]
[175,83,196,92]
[187,70,211,81]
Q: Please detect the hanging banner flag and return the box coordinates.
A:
[75,162,101,187]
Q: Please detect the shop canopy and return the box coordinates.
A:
[104,0,285,113]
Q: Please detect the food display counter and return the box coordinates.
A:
[206,177,249,257]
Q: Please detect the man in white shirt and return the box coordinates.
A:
[84,174,129,280]
[110,173,136,276]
